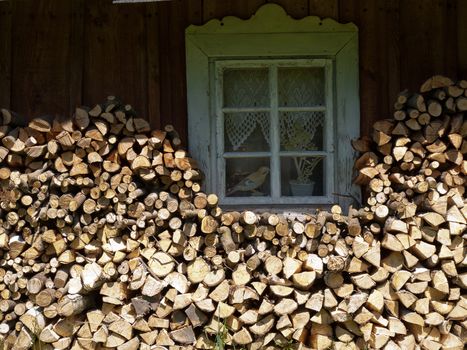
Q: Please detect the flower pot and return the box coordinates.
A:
[289,180,315,196]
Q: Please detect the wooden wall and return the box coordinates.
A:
[0,0,465,140]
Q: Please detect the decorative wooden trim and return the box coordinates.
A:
[187,3,356,34]
[186,3,360,209]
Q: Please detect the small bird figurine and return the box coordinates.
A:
[227,166,270,196]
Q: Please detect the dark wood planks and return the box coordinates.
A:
[400,0,453,92]
[308,0,338,19]
[146,2,161,128]
[157,0,202,143]
[83,0,147,117]
[361,0,380,136]
[170,0,203,143]
[11,0,72,117]
[339,0,380,137]
[381,0,401,119]
[0,0,464,137]
[459,0,467,78]
[363,0,402,125]
[203,0,266,21]
[157,2,171,129]
[444,0,458,80]
[69,0,85,116]
[339,0,402,136]
[0,0,12,109]
[267,0,308,19]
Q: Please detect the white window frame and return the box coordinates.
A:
[214,59,334,205]
[186,3,360,209]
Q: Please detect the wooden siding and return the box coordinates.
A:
[0,0,465,141]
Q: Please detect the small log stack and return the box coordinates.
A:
[0,76,465,350]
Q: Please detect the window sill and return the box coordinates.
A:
[218,203,334,217]
[219,196,334,206]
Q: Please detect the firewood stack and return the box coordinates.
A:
[0,75,465,350]
[349,75,467,349]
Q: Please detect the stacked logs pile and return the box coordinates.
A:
[0,75,464,350]
[351,75,467,349]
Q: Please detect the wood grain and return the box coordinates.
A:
[0,0,465,136]
[203,0,266,21]
[268,0,308,19]
[0,81,466,348]
[69,0,85,116]
[11,0,71,117]
[0,0,12,109]
[339,0,380,138]
[357,0,380,138]
[156,2,172,130]
[308,0,338,19]
[166,0,203,143]
[459,0,467,77]
[381,0,401,119]
[445,0,458,80]
[400,0,449,92]
[146,2,161,128]
[83,0,147,117]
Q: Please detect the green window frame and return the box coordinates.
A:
[186,4,360,209]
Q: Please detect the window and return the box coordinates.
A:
[186,4,360,208]
[217,59,332,205]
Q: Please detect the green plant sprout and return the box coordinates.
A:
[275,337,296,350]
[203,307,229,350]
[214,321,228,350]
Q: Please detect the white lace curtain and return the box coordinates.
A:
[223,66,325,151]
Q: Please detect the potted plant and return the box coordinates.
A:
[282,119,323,196]
[288,156,322,196]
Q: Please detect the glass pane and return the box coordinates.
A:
[280,111,325,151]
[224,112,270,152]
[280,156,325,197]
[226,158,270,197]
[278,67,325,107]
[223,68,269,108]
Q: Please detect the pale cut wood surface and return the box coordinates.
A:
[0,77,465,349]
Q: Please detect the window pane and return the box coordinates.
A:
[278,67,325,107]
[224,112,270,152]
[280,111,325,151]
[223,68,269,108]
[226,158,270,197]
[280,156,325,196]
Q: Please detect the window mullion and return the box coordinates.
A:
[270,65,280,199]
